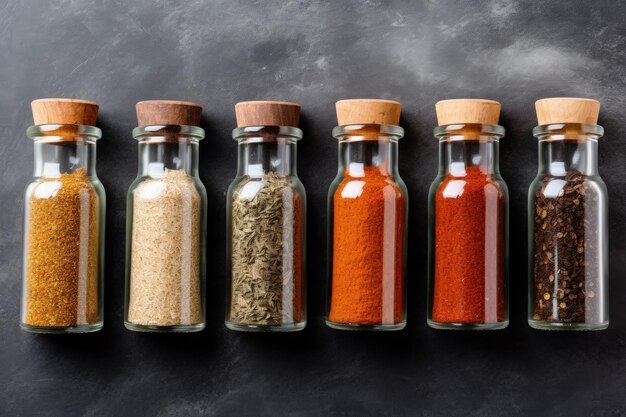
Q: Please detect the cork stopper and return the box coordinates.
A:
[435,99,501,126]
[234,101,300,128]
[336,99,401,125]
[535,98,600,125]
[31,98,99,126]
[136,100,202,126]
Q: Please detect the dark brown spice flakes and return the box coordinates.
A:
[532,171,602,323]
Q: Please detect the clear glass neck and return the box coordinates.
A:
[333,124,403,177]
[132,125,204,177]
[533,123,603,177]
[232,126,302,177]
[434,124,504,176]
[27,124,101,178]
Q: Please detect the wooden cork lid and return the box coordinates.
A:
[336,99,401,125]
[136,100,202,126]
[235,101,300,127]
[535,98,600,125]
[435,99,501,126]
[31,98,99,126]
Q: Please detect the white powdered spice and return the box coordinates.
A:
[127,169,202,326]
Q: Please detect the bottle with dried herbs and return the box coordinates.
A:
[124,100,207,332]
[529,98,608,330]
[226,101,306,332]
[327,99,408,331]
[427,99,509,330]
[21,98,105,333]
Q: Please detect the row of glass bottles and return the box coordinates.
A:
[20,98,608,333]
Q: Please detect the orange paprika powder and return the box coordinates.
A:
[432,165,505,323]
[329,165,405,325]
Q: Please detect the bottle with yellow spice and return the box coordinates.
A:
[21,98,105,333]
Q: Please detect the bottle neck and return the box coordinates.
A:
[133,125,204,178]
[33,140,97,178]
[533,124,603,177]
[137,141,199,177]
[236,140,297,177]
[438,138,500,176]
[338,140,398,177]
[232,126,302,177]
[537,139,598,176]
[434,123,504,177]
[333,124,403,177]
[27,125,102,179]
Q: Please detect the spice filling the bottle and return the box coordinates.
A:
[427,99,509,330]
[528,98,608,331]
[124,100,207,333]
[225,101,307,332]
[21,98,105,333]
[326,99,408,331]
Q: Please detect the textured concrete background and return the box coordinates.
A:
[1,1,625,416]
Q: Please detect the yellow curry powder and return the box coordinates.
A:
[23,168,100,327]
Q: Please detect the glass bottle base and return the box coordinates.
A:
[20,322,103,334]
[225,321,306,332]
[124,322,205,333]
[528,319,609,331]
[325,320,406,331]
[427,319,508,330]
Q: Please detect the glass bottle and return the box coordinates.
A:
[528,98,608,330]
[21,99,105,333]
[326,99,408,331]
[427,99,509,330]
[226,101,306,332]
[124,101,207,332]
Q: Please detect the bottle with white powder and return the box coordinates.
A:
[124,100,207,332]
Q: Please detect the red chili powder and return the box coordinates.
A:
[329,166,405,325]
[432,165,505,324]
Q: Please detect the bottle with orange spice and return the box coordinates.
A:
[326,99,408,331]
[21,99,105,333]
[427,99,509,330]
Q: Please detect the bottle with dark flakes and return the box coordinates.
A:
[528,98,608,331]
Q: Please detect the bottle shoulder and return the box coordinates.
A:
[229,173,305,202]
[432,171,507,201]
[26,170,102,201]
[332,173,406,202]
[130,170,202,201]
[531,173,607,201]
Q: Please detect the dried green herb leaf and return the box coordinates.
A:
[230,172,303,325]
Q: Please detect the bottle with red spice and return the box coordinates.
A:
[427,99,509,330]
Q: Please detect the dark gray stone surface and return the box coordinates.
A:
[1,1,625,415]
